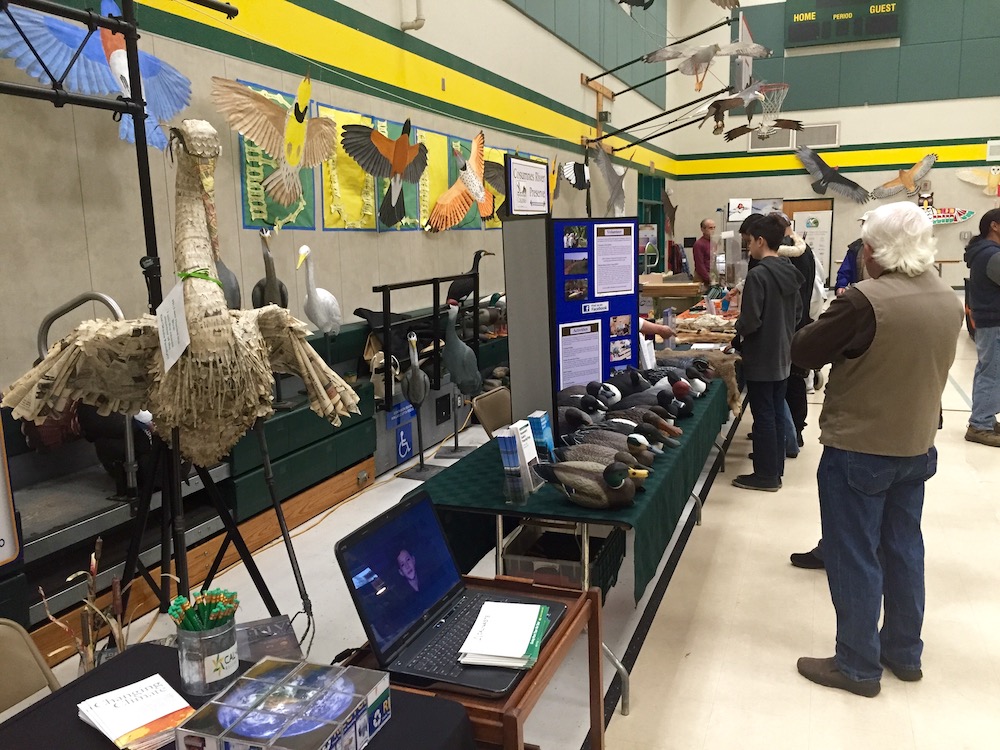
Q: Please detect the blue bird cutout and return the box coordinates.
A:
[0,0,191,149]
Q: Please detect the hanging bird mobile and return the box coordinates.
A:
[0,0,191,149]
[870,154,938,199]
[795,146,871,204]
[2,119,360,468]
[643,41,771,92]
[561,161,591,190]
[589,145,628,218]
[661,188,678,237]
[956,165,1000,198]
[251,229,289,309]
[296,245,342,336]
[211,74,337,207]
[724,112,801,143]
[699,81,765,135]
[341,117,429,227]
[425,132,495,231]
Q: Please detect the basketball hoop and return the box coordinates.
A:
[756,83,790,139]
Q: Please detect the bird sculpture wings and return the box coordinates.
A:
[644,42,771,91]
[561,161,591,190]
[2,119,359,467]
[211,75,337,207]
[724,117,801,143]
[425,132,495,231]
[661,189,678,237]
[618,0,655,8]
[795,146,871,204]
[341,118,429,227]
[0,0,190,149]
[956,166,1000,196]
[699,82,764,135]
[870,154,938,199]
[710,0,740,7]
[589,146,628,218]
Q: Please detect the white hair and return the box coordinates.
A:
[861,201,936,277]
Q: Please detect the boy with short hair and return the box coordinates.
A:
[733,214,804,491]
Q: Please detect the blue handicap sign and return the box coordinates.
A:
[396,422,413,465]
[385,399,416,429]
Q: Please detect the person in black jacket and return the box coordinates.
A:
[964,208,1000,447]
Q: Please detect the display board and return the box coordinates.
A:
[0,420,19,571]
[550,218,639,390]
[785,0,901,48]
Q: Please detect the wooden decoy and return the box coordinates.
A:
[554,443,651,473]
[252,229,289,309]
[447,250,495,305]
[533,461,645,509]
[215,256,241,310]
[296,245,341,336]
[441,303,483,397]
[626,435,660,467]
[614,387,674,411]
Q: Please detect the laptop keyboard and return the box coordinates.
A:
[406,591,508,677]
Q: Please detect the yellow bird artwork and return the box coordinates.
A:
[211,74,337,206]
[956,165,1000,197]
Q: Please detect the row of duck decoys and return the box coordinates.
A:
[533,362,717,510]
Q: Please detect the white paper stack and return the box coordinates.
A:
[78,674,194,750]
[458,602,550,670]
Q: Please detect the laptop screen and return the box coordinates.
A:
[338,493,462,659]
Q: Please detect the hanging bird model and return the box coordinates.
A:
[341,118,429,227]
[2,119,360,467]
[446,250,495,305]
[296,246,341,336]
[956,165,1000,197]
[212,74,336,207]
[441,304,483,397]
[618,0,655,9]
[699,82,765,135]
[251,229,289,309]
[795,146,871,204]
[644,41,771,92]
[870,154,938,199]
[533,461,645,510]
[549,157,562,203]
[426,132,495,231]
[724,113,801,143]
[561,161,591,190]
[589,145,628,218]
[0,0,191,149]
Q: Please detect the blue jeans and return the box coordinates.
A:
[818,446,937,681]
[970,326,1000,430]
[783,401,799,457]
[746,379,787,480]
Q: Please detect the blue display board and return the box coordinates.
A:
[550,218,640,390]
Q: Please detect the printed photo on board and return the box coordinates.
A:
[563,251,589,276]
[564,279,588,301]
[563,225,588,249]
[610,314,632,337]
[610,339,632,362]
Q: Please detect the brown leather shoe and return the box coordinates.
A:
[966,426,1000,447]
[797,656,880,697]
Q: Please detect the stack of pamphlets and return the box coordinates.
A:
[458,602,551,669]
[526,410,556,463]
[78,674,194,750]
[496,419,542,503]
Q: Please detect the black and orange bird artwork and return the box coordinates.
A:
[341,118,429,227]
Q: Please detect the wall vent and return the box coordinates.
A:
[987,140,1000,162]
[748,128,793,151]
[797,123,840,149]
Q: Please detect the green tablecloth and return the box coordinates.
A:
[424,380,731,602]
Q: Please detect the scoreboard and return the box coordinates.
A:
[785,0,901,49]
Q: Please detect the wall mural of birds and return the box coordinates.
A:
[251,229,289,309]
[425,132,495,231]
[0,0,191,149]
[341,117,429,227]
[447,250,495,306]
[699,81,765,135]
[2,119,360,467]
[795,146,871,204]
[870,154,938,199]
[211,74,336,207]
[956,165,1000,197]
[296,245,341,336]
[589,145,628,218]
[644,42,771,92]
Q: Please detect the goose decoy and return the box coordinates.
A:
[296,245,342,336]
[425,132,495,231]
[446,250,495,305]
[215,256,242,310]
[441,303,483,397]
[341,117,429,227]
[252,229,289,309]
[212,74,336,206]
[533,461,645,510]
[400,331,432,471]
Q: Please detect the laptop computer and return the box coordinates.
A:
[335,489,568,697]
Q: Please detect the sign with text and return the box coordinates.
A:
[505,154,550,216]
[785,0,900,48]
[156,283,191,373]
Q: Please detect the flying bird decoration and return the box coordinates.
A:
[956,165,1000,197]
[2,119,360,467]
[618,0,654,8]
[644,42,771,92]
[561,161,591,190]
[589,146,628,218]
[341,118,429,227]
[870,154,938,199]
[795,146,871,204]
[425,132,495,231]
[0,0,191,149]
[211,74,336,207]
[661,188,678,237]
[549,157,562,203]
[724,113,801,143]
[699,81,765,135]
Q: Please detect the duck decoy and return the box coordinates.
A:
[400,331,432,472]
[608,367,651,397]
[554,443,650,471]
[446,250,495,305]
[533,461,645,509]
[296,246,342,337]
[626,435,660,467]
[607,406,682,438]
[252,229,289,309]
[558,406,593,435]
[614,387,674,411]
[215,256,242,310]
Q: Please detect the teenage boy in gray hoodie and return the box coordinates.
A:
[733,214,804,491]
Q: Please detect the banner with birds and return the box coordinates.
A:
[318,105,378,230]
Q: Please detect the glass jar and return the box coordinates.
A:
[176,620,239,696]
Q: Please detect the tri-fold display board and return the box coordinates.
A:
[503,216,640,425]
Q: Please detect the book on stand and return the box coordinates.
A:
[526,410,556,463]
[511,419,541,492]
[78,674,194,750]
[458,602,551,669]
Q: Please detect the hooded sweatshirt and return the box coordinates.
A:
[964,236,1000,329]
[779,231,817,329]
[735,255,805,381]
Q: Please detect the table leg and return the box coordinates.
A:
[714,438,726,473]
[586,588,606,749]
[496,515,505,576]
[690,491,703,526]
[501,709,525,750]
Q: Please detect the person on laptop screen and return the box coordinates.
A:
[397,548,420,592]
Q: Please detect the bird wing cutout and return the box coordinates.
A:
[211,77,287,160]
[136,48,191,124]
[340,124,394,178]
[723,125,753,142]
[300,114,338,168]
[716,42,771,58]
[956,168,989,186]
[642,45,689,63]
[910,153,938,182]
[795,146,829,180]
[427,180,476,231]
[483,161,506,194]
[870,179,906,199]
[774,119,803,131]
[401,141,430,183]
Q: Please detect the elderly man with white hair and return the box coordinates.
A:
[790,201,963,698]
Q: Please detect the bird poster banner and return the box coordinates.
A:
[215,80,316,230]
[318,105,378,230]
[415,127,451,228]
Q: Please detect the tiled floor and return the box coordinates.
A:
[6,322,1000,750]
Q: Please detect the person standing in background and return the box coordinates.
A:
[835,213,870,297]
[964,208,1000,447]
[693,218,715,291]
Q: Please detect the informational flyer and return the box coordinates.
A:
[558,321,602,389]
[507,155,549,216]
[594,223,635,296]
[0,423,19,569]
[794,210,833,281]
